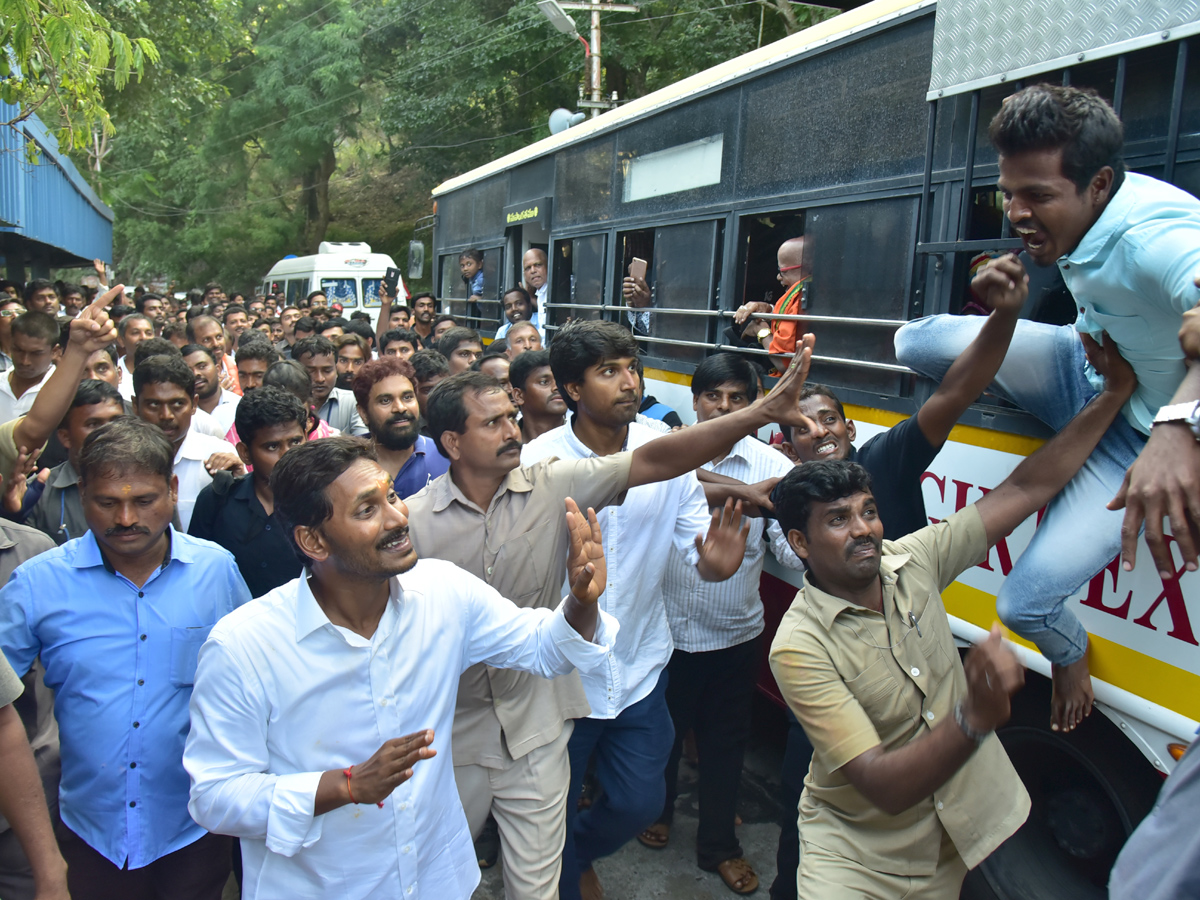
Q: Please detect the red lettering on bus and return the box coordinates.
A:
[1079,558,1133,619]
[1132,539,1198,645]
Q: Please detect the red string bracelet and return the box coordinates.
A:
[343,766,384,808]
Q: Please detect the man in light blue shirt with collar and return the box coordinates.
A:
[0,417,251,899]
[895,84,1200,736]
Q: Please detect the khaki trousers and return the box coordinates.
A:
[797,830,969,900]
[455,722,573,900]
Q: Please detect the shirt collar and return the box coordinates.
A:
[175,425,210,461]
[293,571,401,642]
[70,525,192,572]
[430,463,533,513]
[0,523,19,551]
[801,548,914,632]
[1063,174,1138,266]
[563,415,629,458]
[49,459,79,489]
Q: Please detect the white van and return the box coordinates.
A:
[260,242,408,327]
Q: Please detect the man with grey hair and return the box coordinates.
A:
[0,417,251,900]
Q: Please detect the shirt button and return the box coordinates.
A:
[129,762,136,769]
[265,524,271,531]
[403,845,411,854]
[138,591,144,598]
[133,721,140,728]
[925,711,934,721]
[937,801,944,811]
[140,634,147,641]
[399,802,407,810]
[261,562,268,568]
[129,801,136,808]
[1079,306,1085,313]
[910,667,920,677]
[137,679,144,686]
[381,699,389,706]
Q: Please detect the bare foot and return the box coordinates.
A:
[580,867,605,900]
[1051,656,1094,732]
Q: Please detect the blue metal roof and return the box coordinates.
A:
[0,101,114,266]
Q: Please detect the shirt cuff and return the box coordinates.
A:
[550,597,619,675]
[265,771,325,857]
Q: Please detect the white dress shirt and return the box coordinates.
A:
[0,367,53,424]
[522,420,709,718]
[184,559,617,900]
[663,436,803,653]
[174,425,237,531]
[205,389,240,434]
[118,356,135,400]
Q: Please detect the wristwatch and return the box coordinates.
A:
[757,327,771,342]
[1152,400,1200,439]
[953,701,991,747]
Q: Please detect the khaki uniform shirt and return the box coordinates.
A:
[404,454,631,765]
[769,507,1029,875]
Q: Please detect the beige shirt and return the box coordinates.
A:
[769,507,1029,875]
[404,454,631,765]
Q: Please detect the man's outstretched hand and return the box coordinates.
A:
[565,497,606,604]
[68,284,122,353]
[695,498,750,582]
[751,332,817,432]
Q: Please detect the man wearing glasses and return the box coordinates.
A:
[734,236,811,372]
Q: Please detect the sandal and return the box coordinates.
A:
[636,822,670,849]
[716,858,759,895]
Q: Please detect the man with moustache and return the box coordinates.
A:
[404,332,815,900]
[184,344,240,434]
[183,436,618,900]
[353,357,448,499]
[522,249,549,311]
[293,335,368,437]
[411,293,437,347]
[767,325,1135,899]
[0,417,251,899]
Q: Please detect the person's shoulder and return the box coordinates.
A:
[400,557,482,596]
[738,434,796,473]
[0,519,56,556]
[769,586,825,651]
[626,418,667,447]
[209,579,301,645]
[521,424,570,462]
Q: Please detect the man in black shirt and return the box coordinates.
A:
[769,278,1028,899]
[188,387,307,596]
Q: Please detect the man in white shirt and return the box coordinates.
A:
[522,248,549,312]
[115,314,156,401]
[132,354,242,530]
[0,312,59,423]
[522,322,816,900]
[183,344,240,433]
[184,436,617,900]
[640,353,802,894]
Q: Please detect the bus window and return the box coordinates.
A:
[321,278,358,307]
[633,220,722,365]
[440,248,503,330]
[285,279,309,305]
[362,278,382,308]
[549,235,607,333]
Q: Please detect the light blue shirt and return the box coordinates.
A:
[1064,172,1200,434]
[494,310,544,342]
[0,527,251,868]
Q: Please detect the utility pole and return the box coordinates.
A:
[558,0,638,117]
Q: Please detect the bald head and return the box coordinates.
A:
[523,248,548,293]
[777,236,809,288]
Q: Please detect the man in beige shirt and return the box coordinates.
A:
[769,332,1136,899]
[404,342,816,900]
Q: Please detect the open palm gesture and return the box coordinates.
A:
[565,497,606,604]
[695,498,751,582]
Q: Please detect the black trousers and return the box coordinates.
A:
[59,827,231,900]
[769,712,814,900]
[658,635,760,870]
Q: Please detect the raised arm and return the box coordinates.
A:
[11,284,121,459]
[977,332,1136,547]
[914,255,1027,448]
[376,281,395,349]
[627,334,816,488]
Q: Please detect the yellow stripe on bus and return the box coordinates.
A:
[942,581,1200,721]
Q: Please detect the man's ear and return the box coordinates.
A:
[845,419,857,443]
[787,527,810,562]
[1091,166,1115,205]
[169,474,179,504]
[440,430,462,463]
[56,427,72,450]
[563,379,582,405]
[780,441,800,464]
[51,346,63,362]
[511,387,525,409]
[295,524,329,563]
[236,442,252,468]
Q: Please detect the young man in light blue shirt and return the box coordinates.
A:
[894,84,1200,734]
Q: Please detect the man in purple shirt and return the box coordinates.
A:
[353,357,449,498]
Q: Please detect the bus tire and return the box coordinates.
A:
[959,672,1162,900]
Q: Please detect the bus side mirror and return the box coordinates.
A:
[408,241,425,281]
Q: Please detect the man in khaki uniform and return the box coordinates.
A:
[769,331,1136,898]
[404,347,816,900]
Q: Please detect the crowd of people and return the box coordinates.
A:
[0,84,1195,900]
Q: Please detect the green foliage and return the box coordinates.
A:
[0,0,159,153]
[83,0,840,290]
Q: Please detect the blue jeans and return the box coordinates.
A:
[558,670,675,900]
[894,316,1147,666]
